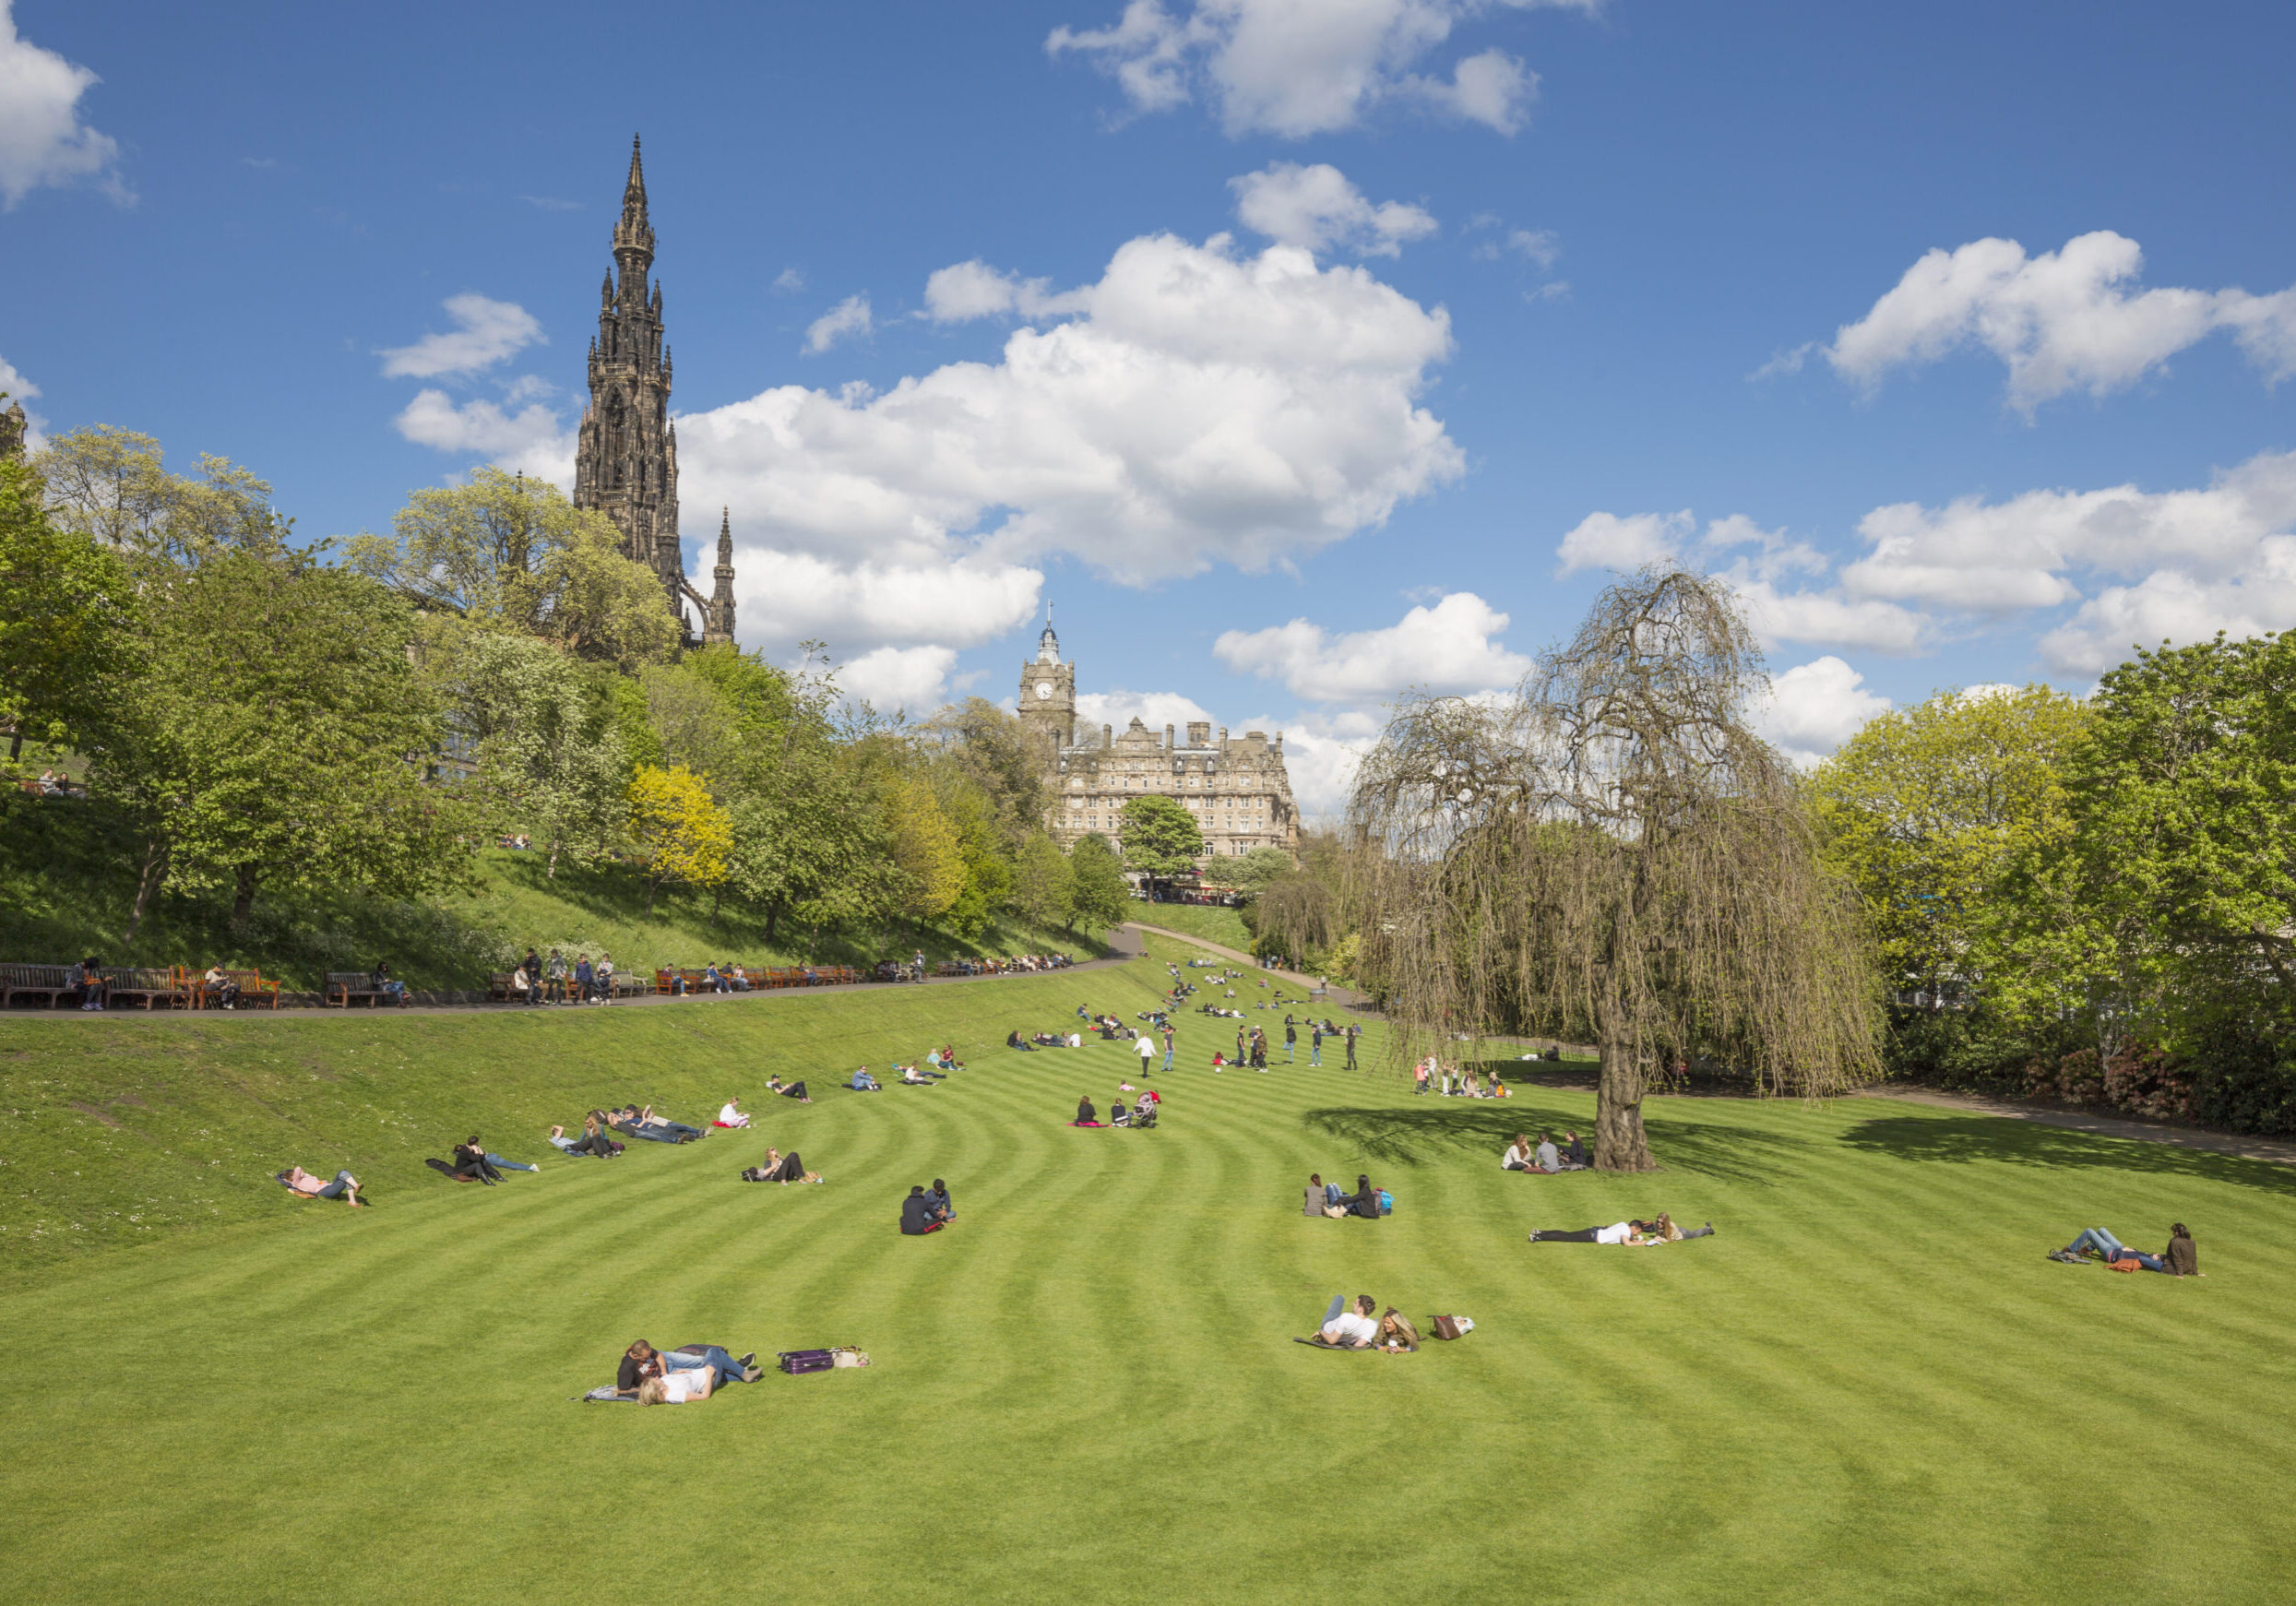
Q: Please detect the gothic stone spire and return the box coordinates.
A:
[701,507,738,647]
[575,134,714,648]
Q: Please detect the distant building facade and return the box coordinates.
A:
[573,137,735,650]
[1018,614,1300,867]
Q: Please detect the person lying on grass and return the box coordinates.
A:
[547,1117,619,1158]
[277,1166,364,1207]
[1074,1096,1102,1126]
[1530,1221,1650,1244]
[1636,1214,1714,1242]
[1299,1294,1381,1348]
[899,1064,946,1084]
[1375,1311,1421,1352]
[616,1339,761,1399]
[716,1099,752,1129]
[851,1067,882,1091]
[613,1106,702,1143]
[767,1077,812,1103]
[741,1149,822,1184]
[900,1184,946,1234]
[1007,1029,1035,1052]
[2058,1223,2198,1274]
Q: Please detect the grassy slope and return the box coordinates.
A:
[0,782,1106,989]
[5,942,2295,1602]
[1127,900,1253,952]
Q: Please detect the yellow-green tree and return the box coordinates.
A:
[885,777,966,922]
[346,468,676,669]
[625,763,732,913]
[1805,684,2090,998]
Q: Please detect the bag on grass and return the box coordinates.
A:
[779,1349,837,1374]
[831,1348,871,1368]
[1431,1315,1466,1341]
[1377,1189,1393,1216]
[2109,1256,2144,1273]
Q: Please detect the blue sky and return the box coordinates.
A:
[6,0,2294,810]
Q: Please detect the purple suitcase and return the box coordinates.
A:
[779,1349,835,1374]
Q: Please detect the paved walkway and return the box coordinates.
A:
[19,929,1146,1021]
[1855,1085,2296,1168]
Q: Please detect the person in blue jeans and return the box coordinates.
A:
[1160,1028,1175,1073]
[2064,1228,2163,1270]
[660,1344,761,1386]
[1310,1025,1323,1065]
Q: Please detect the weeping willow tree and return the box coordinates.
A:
[1345,568,1881,1171]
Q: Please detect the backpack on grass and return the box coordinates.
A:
[1377,1189,1393,1216]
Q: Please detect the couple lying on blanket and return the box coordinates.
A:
[577,1339,764,1404]
[1295,1294,1418,1352]
[1529,1213,1714,1244]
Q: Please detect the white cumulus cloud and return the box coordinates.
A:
[1214,591,1531,704]
[0,2,124,207]
[730,549,1043,659]
[837,645,960,716]
[378,294,545,379]
[1825,231,2296,412]
[1754,657,1892,768]
[391,390,574,484]
[920,261,1090,323]
[0,351,45,447]
[1075,689,1219,736]
[1047,0,1595,138]
[1230,162,1436,257]
[804,294,874,354]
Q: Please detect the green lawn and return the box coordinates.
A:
[4,941,2293,1603]
[1128,899,1254,953]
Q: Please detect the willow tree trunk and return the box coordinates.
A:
[1593,1030,1657,1172]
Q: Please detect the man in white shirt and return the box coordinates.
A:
[1311,1293,1381,1348]
[1529,1221,1649,1244]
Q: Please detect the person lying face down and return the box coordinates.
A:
[1376,1310,1420,1351]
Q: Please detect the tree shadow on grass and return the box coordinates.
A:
[1838,1115,2296,1196]
[1300,1104,1806,1184]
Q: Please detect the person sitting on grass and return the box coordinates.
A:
[900,1184,946,1234]
[1502,1136,1535,1172]
[1074,1096,1102,1127]
[1007,1029,1035,1053]
[715,1098,752,1129]
[277,1165,364,1207]
[1343,1173,1382,1219]
[1534,1133,1562,1173]
[767,1077,812,1103]
[922,1179,953,1221]
[1299,1293,1380,1348]
[2060,1223,2197,1274]
[850,1067,882,1091]
[1303,1172,1336,1216]
[1561,1132,1590,1171]
[548,1119,617,1158]
[1529,1221,1656,1244]
[937,1044,966,1070]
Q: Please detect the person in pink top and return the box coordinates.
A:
[276,1166,363,1207]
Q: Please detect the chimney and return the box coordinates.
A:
[1165,723,1175,750]
[1102,723,1113,747]
[1218,727,1228,747]
[1186,720,1210,746]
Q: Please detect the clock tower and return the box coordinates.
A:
[1018,606,1076,755]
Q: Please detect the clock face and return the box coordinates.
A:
[1034,681,1053,699]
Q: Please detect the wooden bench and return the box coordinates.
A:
[0,963,80,1007]
[323,971,399,1008]
[196,968,280,1009]
[101,967,189,1009]
[487,971,515,1003]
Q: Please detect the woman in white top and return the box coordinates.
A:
[717,1100,751,1128]
[636,1368,717,1404]
[1502,1134,1535,1172]
[1529,1221,1652,1244]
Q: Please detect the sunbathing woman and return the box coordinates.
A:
[276,1165,363,1207]
[1644,1213,1715,1242]
[743,1148,822,1184]
[1374,1310,1420,1352]
[2061,1222,2196,1274]
[1529,1221,1653,1244]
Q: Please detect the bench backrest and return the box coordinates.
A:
[325,972,378,987]
[100,968,176,990]
[0,963,77,986]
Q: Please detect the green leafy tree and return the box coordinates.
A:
[721,748,900,944]
[1806,684,2090,999]
[1011,831,1075,934]
[625,763,733,913]
[885,777,966,922]
[95,550,475,934]
[345,468,676,668]
[34,425,290,564]
[0,458,135,760]
[1119,793,1203,886]
[422,625,628,878]
[1067,832,1131,934]
[1228,845,1297,894]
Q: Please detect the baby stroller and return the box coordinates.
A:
[1131,1103,1158,1129]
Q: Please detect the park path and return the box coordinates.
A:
[1853,1085,2296,1168]
[21,928,1147,1021]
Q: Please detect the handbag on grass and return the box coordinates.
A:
[1430,1315,1475,1340]
[831,1348,871,1368]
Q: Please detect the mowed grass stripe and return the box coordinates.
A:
[8,958,2296,1602]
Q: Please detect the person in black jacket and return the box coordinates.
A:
[1562,1132,1590,1171]
[1074,1096,1100,1126]
[1345,1172,1382,1219]
[923,1179,953,1222]
[900,1185,944,1234]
